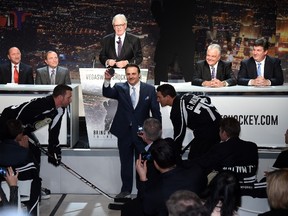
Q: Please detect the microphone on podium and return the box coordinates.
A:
[92,56,96,68]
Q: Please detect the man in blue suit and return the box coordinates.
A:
[0,47,34,84]
[99,14,143,69]
[102,63,161,198]
[237,37,284,86]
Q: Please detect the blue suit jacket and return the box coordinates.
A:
[35,66,71,84]
[102,82,161,141]
[0,62,34,84]
[237,56,284,86]
[193,59,237,86]
[99,32,143,67]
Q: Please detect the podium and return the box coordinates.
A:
[0,84,79,147]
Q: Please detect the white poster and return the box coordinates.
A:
[79,68,148,148]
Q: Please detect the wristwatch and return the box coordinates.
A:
[222,81,228,87]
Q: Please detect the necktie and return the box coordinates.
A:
[211,66,215,79]
[117,36,122,57]
[131,86,136,108]
[51,69,55,85]
[14,65,19,83]
[257,62,261,76]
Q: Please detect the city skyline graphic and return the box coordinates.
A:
[0,0,287,82]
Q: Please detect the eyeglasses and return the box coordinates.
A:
[113,23,125,28]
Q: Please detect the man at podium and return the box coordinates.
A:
[99,14,143,68]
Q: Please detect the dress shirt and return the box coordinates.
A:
[248,58,269,86]
[145,142,153,152]
[49,67,56,77]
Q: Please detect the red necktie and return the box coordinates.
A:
[14,65,19,83]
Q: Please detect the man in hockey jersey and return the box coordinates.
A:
[156,84,221,160]
[193,117,266,197]
[0,84,72,209]
[0,84,72,167]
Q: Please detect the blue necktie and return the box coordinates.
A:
[211,67,215,79]
[257,62,261,76]
[131,86,136,108]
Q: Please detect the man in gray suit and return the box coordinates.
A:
[35,51,71,85]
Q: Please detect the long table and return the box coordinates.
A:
[80,72,288,148]
[0,84,79,147]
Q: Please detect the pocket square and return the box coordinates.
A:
[145,96,149,100]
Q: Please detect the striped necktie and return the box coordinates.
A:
[211,66,215,79]
[51,69,55,84]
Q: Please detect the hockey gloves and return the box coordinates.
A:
[48,144,62,166]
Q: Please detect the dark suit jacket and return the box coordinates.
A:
[237,56,284,86]
[258,209,288,216]
[0,139,30,167]
[138,164,207,216]
[193,60,236,86]
[102,81,161,144]
[35,66,71,84]
[99,32,143,67]
[0,62,34,84]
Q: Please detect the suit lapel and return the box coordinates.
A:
[216,61,223,79]
[137,82,146,109]
[45,66,51,84]
[264,56,272,77]
[204,62,211,79]
[55,66,59,84]
[111,34,118,58]
[8,64,12,83]
[123,82,133,108]
[249,58,257,77]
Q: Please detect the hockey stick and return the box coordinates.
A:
[28,137,115,199]
[28,136,131,206]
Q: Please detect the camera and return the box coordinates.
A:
[141,152,153,161]
[0,167,7,176]
[106,67,115,76]
[137,126,144,135]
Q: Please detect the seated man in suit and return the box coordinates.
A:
[0,47,34,84]
[237,37,284,86]
[99,14,143,68]
[35,51,71,85]
[192,43,237,87]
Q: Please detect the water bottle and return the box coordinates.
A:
[0,167,7,176]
